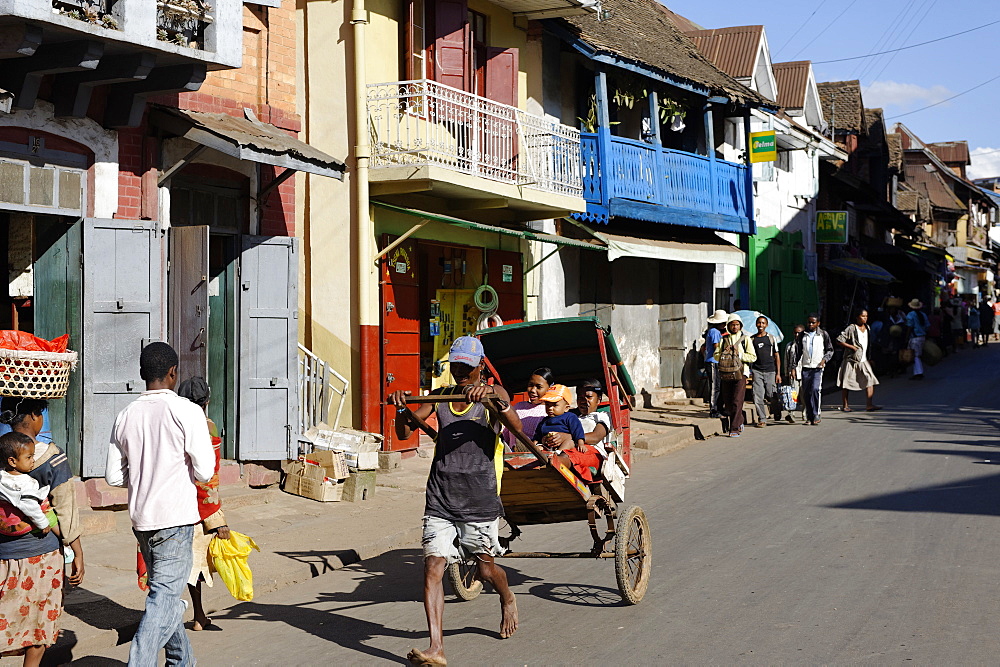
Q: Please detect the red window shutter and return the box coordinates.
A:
[433,0,468,91]
[484,47,518,106]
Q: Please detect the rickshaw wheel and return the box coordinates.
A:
[615,505,651,604]
[447,559,483,601]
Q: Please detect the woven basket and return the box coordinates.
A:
[0,348,78,399]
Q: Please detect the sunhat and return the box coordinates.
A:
[908,299,923,310]
[707,309,728,324]
[726,314,743,324]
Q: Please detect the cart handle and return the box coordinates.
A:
[403,393,551,465]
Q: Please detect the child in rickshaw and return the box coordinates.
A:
[536,385,601,482]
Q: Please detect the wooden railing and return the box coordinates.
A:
[580,133,749,220]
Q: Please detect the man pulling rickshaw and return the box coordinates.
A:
[389,319,651,666]
[389,336,522,667]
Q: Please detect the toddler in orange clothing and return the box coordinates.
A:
[535,385,601,482]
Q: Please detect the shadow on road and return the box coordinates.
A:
[527,582,626,608]
[827,469,1000,517]
[210,548,538,663]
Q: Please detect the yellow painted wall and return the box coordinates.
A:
[298,0,360,425]
[298,0,550,430]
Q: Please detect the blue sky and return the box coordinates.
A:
[667,1,1000,178]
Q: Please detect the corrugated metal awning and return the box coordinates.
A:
[149,105,346,179]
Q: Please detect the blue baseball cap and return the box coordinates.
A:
[448,336,484,366]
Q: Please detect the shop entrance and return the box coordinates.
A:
[0,212,83,465]
[379,235,524,451]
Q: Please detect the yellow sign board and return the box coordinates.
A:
[749,130,777,163]
[816,211,848,244]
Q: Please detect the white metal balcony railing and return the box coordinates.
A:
[367,79,583,197]
[297,344,349,436]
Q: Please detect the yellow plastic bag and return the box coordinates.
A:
[208,530,260,601]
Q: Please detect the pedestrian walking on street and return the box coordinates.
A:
[105,342,216,667]
[790,314,833,425]
[176,377,230,632]
[969,306,981,347]
[979,299,993,346]
[718,314,756,437]
[906,299,929,380]
[389,336,522,666]
[750,316,781,427]
[836,309,881,412]
[782,325,805,423]
[703,310,728,419]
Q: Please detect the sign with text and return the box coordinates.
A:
[749,130,777,163]
[816,211,849,244]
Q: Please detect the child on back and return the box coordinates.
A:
[536,385,600,482]
[0,431,56,536]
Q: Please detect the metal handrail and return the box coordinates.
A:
[366,79,582,197]
[297,344,349,435]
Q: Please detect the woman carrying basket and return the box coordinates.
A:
[0,397,85,666]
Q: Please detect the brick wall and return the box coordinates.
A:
[120,1,299,233]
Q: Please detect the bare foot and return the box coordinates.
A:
[499,594,518,639]
[192,616,211,631]
[407,647,447,666]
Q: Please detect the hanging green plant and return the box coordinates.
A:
[577,95,621,133]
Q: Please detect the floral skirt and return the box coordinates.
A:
[0,550,63,653]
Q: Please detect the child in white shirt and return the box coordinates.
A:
[0,431,55,535]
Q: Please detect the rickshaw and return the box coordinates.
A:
[403,317,651,604]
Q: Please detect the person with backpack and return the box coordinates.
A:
[718,314,757,438]
[703,310,729,419]
[750,316,781,427]
[905,299,929,380]
[789,314,834,425]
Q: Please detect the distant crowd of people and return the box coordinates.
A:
[699,294,992,437]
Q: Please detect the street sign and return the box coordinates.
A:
[816,211,848,244]
[749,130,777,163]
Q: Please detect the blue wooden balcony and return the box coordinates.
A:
[575,132,752,233]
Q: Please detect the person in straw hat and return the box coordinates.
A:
[905,298,929,380]
[703,309,729,418]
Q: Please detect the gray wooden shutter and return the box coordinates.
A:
[82,218,166,477]
[238,235,298,460]
[168,225,209,386]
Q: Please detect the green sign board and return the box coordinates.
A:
[816,211,848,244]
[749,130,777,163]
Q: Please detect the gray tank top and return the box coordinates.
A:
[424,392,503,523]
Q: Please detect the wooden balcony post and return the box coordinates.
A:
[649,91,664,205]
[704,102,717,214]
[742,108,756,235]
[595,67,612,208]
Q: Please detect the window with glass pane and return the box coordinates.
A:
[410,0,425,79]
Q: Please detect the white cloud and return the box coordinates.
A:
[862,80,952,109]
[968,147,1000,181]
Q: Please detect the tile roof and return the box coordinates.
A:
[886,133,903,172]
[559,0,765,106]
[772,61,810,110]
[682,25,763,80]
[864,107,885,140]
[817,80,864,133]
[927,141,971,166]
[905,161,965,211]
[659,6,702,32]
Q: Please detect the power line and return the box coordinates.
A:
[788,0,859,61]
[866,0,937,84]
[775,0,830,57]
[885,73,1000,119]
[815,17,1000,64]
[858,0,927,82]
[852,0,914,80]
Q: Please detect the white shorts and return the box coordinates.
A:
[421,515,502,564]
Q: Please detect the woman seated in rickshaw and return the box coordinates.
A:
[536,383,604,482]
[502,367,555,452]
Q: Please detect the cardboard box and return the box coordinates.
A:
[284,472,344,502]
[305,450,349,480]
[313,426,382,454]
[344,451,379,471]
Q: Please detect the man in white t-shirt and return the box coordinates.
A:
[105,342,215,666]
